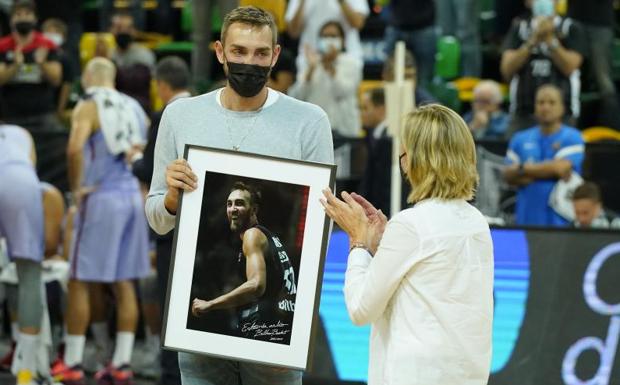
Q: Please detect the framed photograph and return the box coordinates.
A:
[162,145,336,370]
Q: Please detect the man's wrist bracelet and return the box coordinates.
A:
[349,242,373,256]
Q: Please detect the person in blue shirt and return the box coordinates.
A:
[503,83,585,226]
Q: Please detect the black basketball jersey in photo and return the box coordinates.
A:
[236,224,297,344]
[503,16,586,117]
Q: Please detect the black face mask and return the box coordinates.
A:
[225,60,271,98]
[14,21,35,36]
[115,33,133,50]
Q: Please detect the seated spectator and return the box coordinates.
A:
[503,84,584,226]
[500,0,585,133]
[382,49,436,107]
[571,182,620,229]
[109,10,155,112]
[289,20,362,138]
[0,0,62,131]
[463,80,509,139]
[41,18,77,116]
[267,48,296,94]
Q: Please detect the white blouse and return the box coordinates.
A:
[345,199,494,385]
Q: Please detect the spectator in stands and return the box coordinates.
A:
[361,87,387,140]
[436,0,481,78]
[34,0,81,87]
[289,20,362,138]
[382,49,436,107]
[359,87,394,215]
[500,0,585,133]
[568,0,620,129]
[109,10,155,112]
[503,84,585,226]
[382,0,437,87]
[286,0,369,73]
[463,80,509,139]
[571,182,620,229]
[0,0,62,131]
[267,48,296,94]
[41,18,76,116]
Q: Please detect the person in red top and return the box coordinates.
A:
[0,0,62,131]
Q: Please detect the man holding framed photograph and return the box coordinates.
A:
[191,181,297,345]
[145,5,334,385]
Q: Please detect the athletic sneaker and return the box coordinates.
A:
[51,362,85,385]
[94,364,133,385]
[49,358,65,378]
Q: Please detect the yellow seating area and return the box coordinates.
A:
[582,127,620,142]
[240,0,287,32]
[79,32,116,69]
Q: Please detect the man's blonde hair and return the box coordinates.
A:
[400,104,478,203]
[221,6,277,47]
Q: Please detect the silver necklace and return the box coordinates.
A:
[225,112,260,151]
[222,90,261,151]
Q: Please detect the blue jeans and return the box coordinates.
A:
[384,24,438,88]
[436,0,481,77]
[178,352,302,385]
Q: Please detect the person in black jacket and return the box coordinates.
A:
[127,55,190,385]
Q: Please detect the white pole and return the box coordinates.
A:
[390,42,405,216]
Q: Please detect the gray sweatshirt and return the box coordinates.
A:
[145,88,334,235]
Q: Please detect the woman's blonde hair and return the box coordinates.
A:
[400,104,478,203]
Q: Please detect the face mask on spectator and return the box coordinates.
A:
[225,57,271,98]
[14,21,35,36]
[532,0,554,17]
[44,33,64,47]
[318,37,343,54]
[115,33,133,50]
